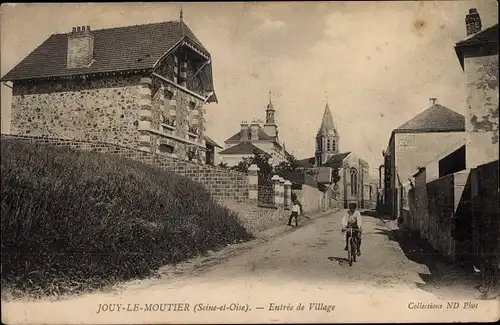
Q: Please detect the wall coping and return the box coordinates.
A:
[0,134,248,177]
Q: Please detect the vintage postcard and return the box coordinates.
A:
[1,1,499,324]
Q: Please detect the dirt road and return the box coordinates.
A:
[3,210,498,324]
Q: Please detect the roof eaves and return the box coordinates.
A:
[393,128,465,134]
[152,36,187,70]
[1,67,154,82]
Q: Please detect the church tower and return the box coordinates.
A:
[315,102,339,166]
[263,92,278,138]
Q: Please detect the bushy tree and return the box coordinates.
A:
[274,153,300,179]
[252,150,273,184]
[229,150,273,184]
[230,157,252,173]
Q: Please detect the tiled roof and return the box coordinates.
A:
[297,157,315,168]
[456,23,499,47]
[204,135,222,148]
[218,142,266,155]
[225,128,275,142]
[317,103,338,137]
[394,104,465,133]
[455,24,499,68]
[323,152,351,168]
[1,20,212,84]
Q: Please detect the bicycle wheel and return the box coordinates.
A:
[347,237,353,266]
[352,238,357,262]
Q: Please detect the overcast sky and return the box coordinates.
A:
[1,1,498,173]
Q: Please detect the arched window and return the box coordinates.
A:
[350,167,358,196]
[316,138,323,151]
[332,139,336,152]
[327,138,331,151]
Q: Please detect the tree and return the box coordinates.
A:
[274,152,301,181]
[228,150,273,183]
[230,157,252,173]
[217,162,229,169]
[251,150,273,184]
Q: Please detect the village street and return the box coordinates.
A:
[4,210,494,324]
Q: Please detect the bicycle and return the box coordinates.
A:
[342,227,358,266]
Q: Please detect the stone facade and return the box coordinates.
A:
[10,75,143,148]
[8,48,212,164]
[337,154,372,209]
[145,54,208,163]
[1,134,248,202]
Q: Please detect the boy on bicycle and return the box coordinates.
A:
[341,202,363,256]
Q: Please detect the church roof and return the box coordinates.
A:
[322,152,351,168]
[316,103,338,137]
[297,157,316,168]
[296,152,352,169]
[394,104,465,133]
[219,142,266,155]
[1,20,217,102]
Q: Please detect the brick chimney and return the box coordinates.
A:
[466,8,482,36]
[429,97,438,106]
[240,121,249,141]
[250,121,260,141]
[67,25,94,69]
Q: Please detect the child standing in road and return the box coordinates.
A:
[287,200,301,227]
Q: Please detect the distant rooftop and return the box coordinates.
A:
[394,103,465,134]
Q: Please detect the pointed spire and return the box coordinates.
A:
[316,102,338,137]
[180,6,184,22]
[267,91,274,110]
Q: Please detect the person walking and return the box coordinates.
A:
[287,200,301,227]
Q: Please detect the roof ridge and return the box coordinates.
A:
[53,20,179,36]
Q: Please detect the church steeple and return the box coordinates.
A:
[315,98,340,166]
[264,91,278,138]
[266,91,275,123]
[316,102,338,137]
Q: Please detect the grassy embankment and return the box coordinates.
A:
[1,139,253,299]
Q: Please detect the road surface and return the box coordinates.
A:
[3,210,498,324]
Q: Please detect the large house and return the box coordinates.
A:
[297,103,376,209]
[381,98,466,218]
[219,95,288,167]
[1,13,220,164]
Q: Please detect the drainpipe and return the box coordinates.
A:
[378,164,385,188]
[378,164,385,205]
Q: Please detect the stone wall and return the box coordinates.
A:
[471,160,500,291]
[293,184,332,214]
[11,75,143,148]
[426,174,456,260]
[0,134,249,202]
[465,54,499,168]
[221,200,290,236]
